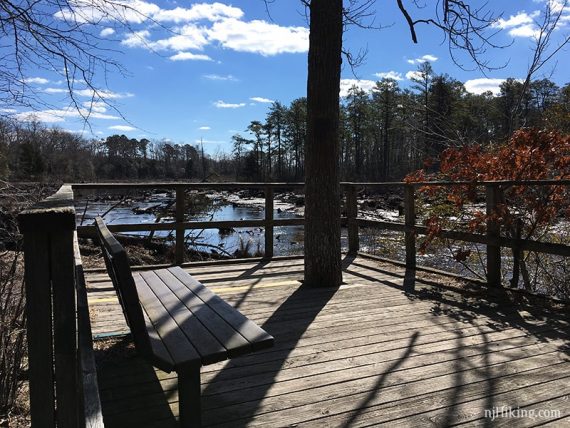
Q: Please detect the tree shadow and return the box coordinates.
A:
[341,331,420,427]
[199,259,343,426]
[91,256,570,427]
[399,281,569,426]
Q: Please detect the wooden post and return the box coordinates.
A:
[18,185,78,428]
[486,184,502,287]
[404,185,416,271]
[51,228,79,428]
[347,185,359,255]
[178,368,202,428]
[264,186,274,259]
[176,186,186,265]
[21,231,55,428]
[510,218,523,288]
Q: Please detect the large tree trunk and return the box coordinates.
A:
[304,0,343,287]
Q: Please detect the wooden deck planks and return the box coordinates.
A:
[87,256,570,428]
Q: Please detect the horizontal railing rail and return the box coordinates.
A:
[74,233,105,428]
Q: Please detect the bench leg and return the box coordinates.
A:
[178,367,202,428]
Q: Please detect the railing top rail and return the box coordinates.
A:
[71,179,570,191]
[344,179,570,187]
[71,182,305,190]
[18,184,76,232]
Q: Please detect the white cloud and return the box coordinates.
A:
[154,24,210,51]
[58,2,308,58]
[54,0,161,24]
[109,125,136,131]
[214,100,246,108]
[24,77,50,84]
[493,11,540,29]
[44,88,67,94]
[207,18,309,55]
[464,78,508,95]
[339,79,376,97]
[169,52,213,61]
[82,101,108,113]
[153,2,243,23]
[79,88,134,99]
[100,27,115,37]
[492,10,543,38]
[405,71,423,80]
[199,126,211,130]
[421,54,438,62]
[407,54,438,65]
[374,71,404,81]
[13,108,119,123]
[0,108,17,113]
[203,74,237,81]
[543,0,567,14]
[57,1,244,25]
[44,87,134,99]
[509,23,541,38]
[121,30,152,48]
[250,97,273,103]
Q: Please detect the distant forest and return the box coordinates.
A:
[1,66,569,182]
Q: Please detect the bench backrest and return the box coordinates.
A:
[95,217,152,356]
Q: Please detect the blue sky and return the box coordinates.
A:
[6,0,570,154]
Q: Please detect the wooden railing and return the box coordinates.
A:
[19,185,104,428]
[72,182,307,264]
[73,180,570,286]
[18,180,570,426]
[344,180,570,286]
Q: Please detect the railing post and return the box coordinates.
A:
[347,184,359,255]
[175,186,185,265]
[264,185,274,259]
[18,185,78,428]
[20,227,55,427]
[486,184,502,287]
[404,184,416,271]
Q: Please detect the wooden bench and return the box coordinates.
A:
[94,217,274,427]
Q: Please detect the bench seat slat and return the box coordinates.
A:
[167,266,274,351]
[153,269,253,358]
[138,271,229,365]
[134,274,202,371]
[141,305,175,372]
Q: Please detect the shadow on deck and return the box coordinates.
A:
[86,256,570,427]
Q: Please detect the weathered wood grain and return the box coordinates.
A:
[89,257,570,428]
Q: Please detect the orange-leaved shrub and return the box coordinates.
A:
[405,129,570,292]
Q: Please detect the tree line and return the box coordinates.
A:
[0,122,211,181]
[233,64,570,182]
[1,66,569,183]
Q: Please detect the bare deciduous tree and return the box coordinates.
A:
[0,0,142,121]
